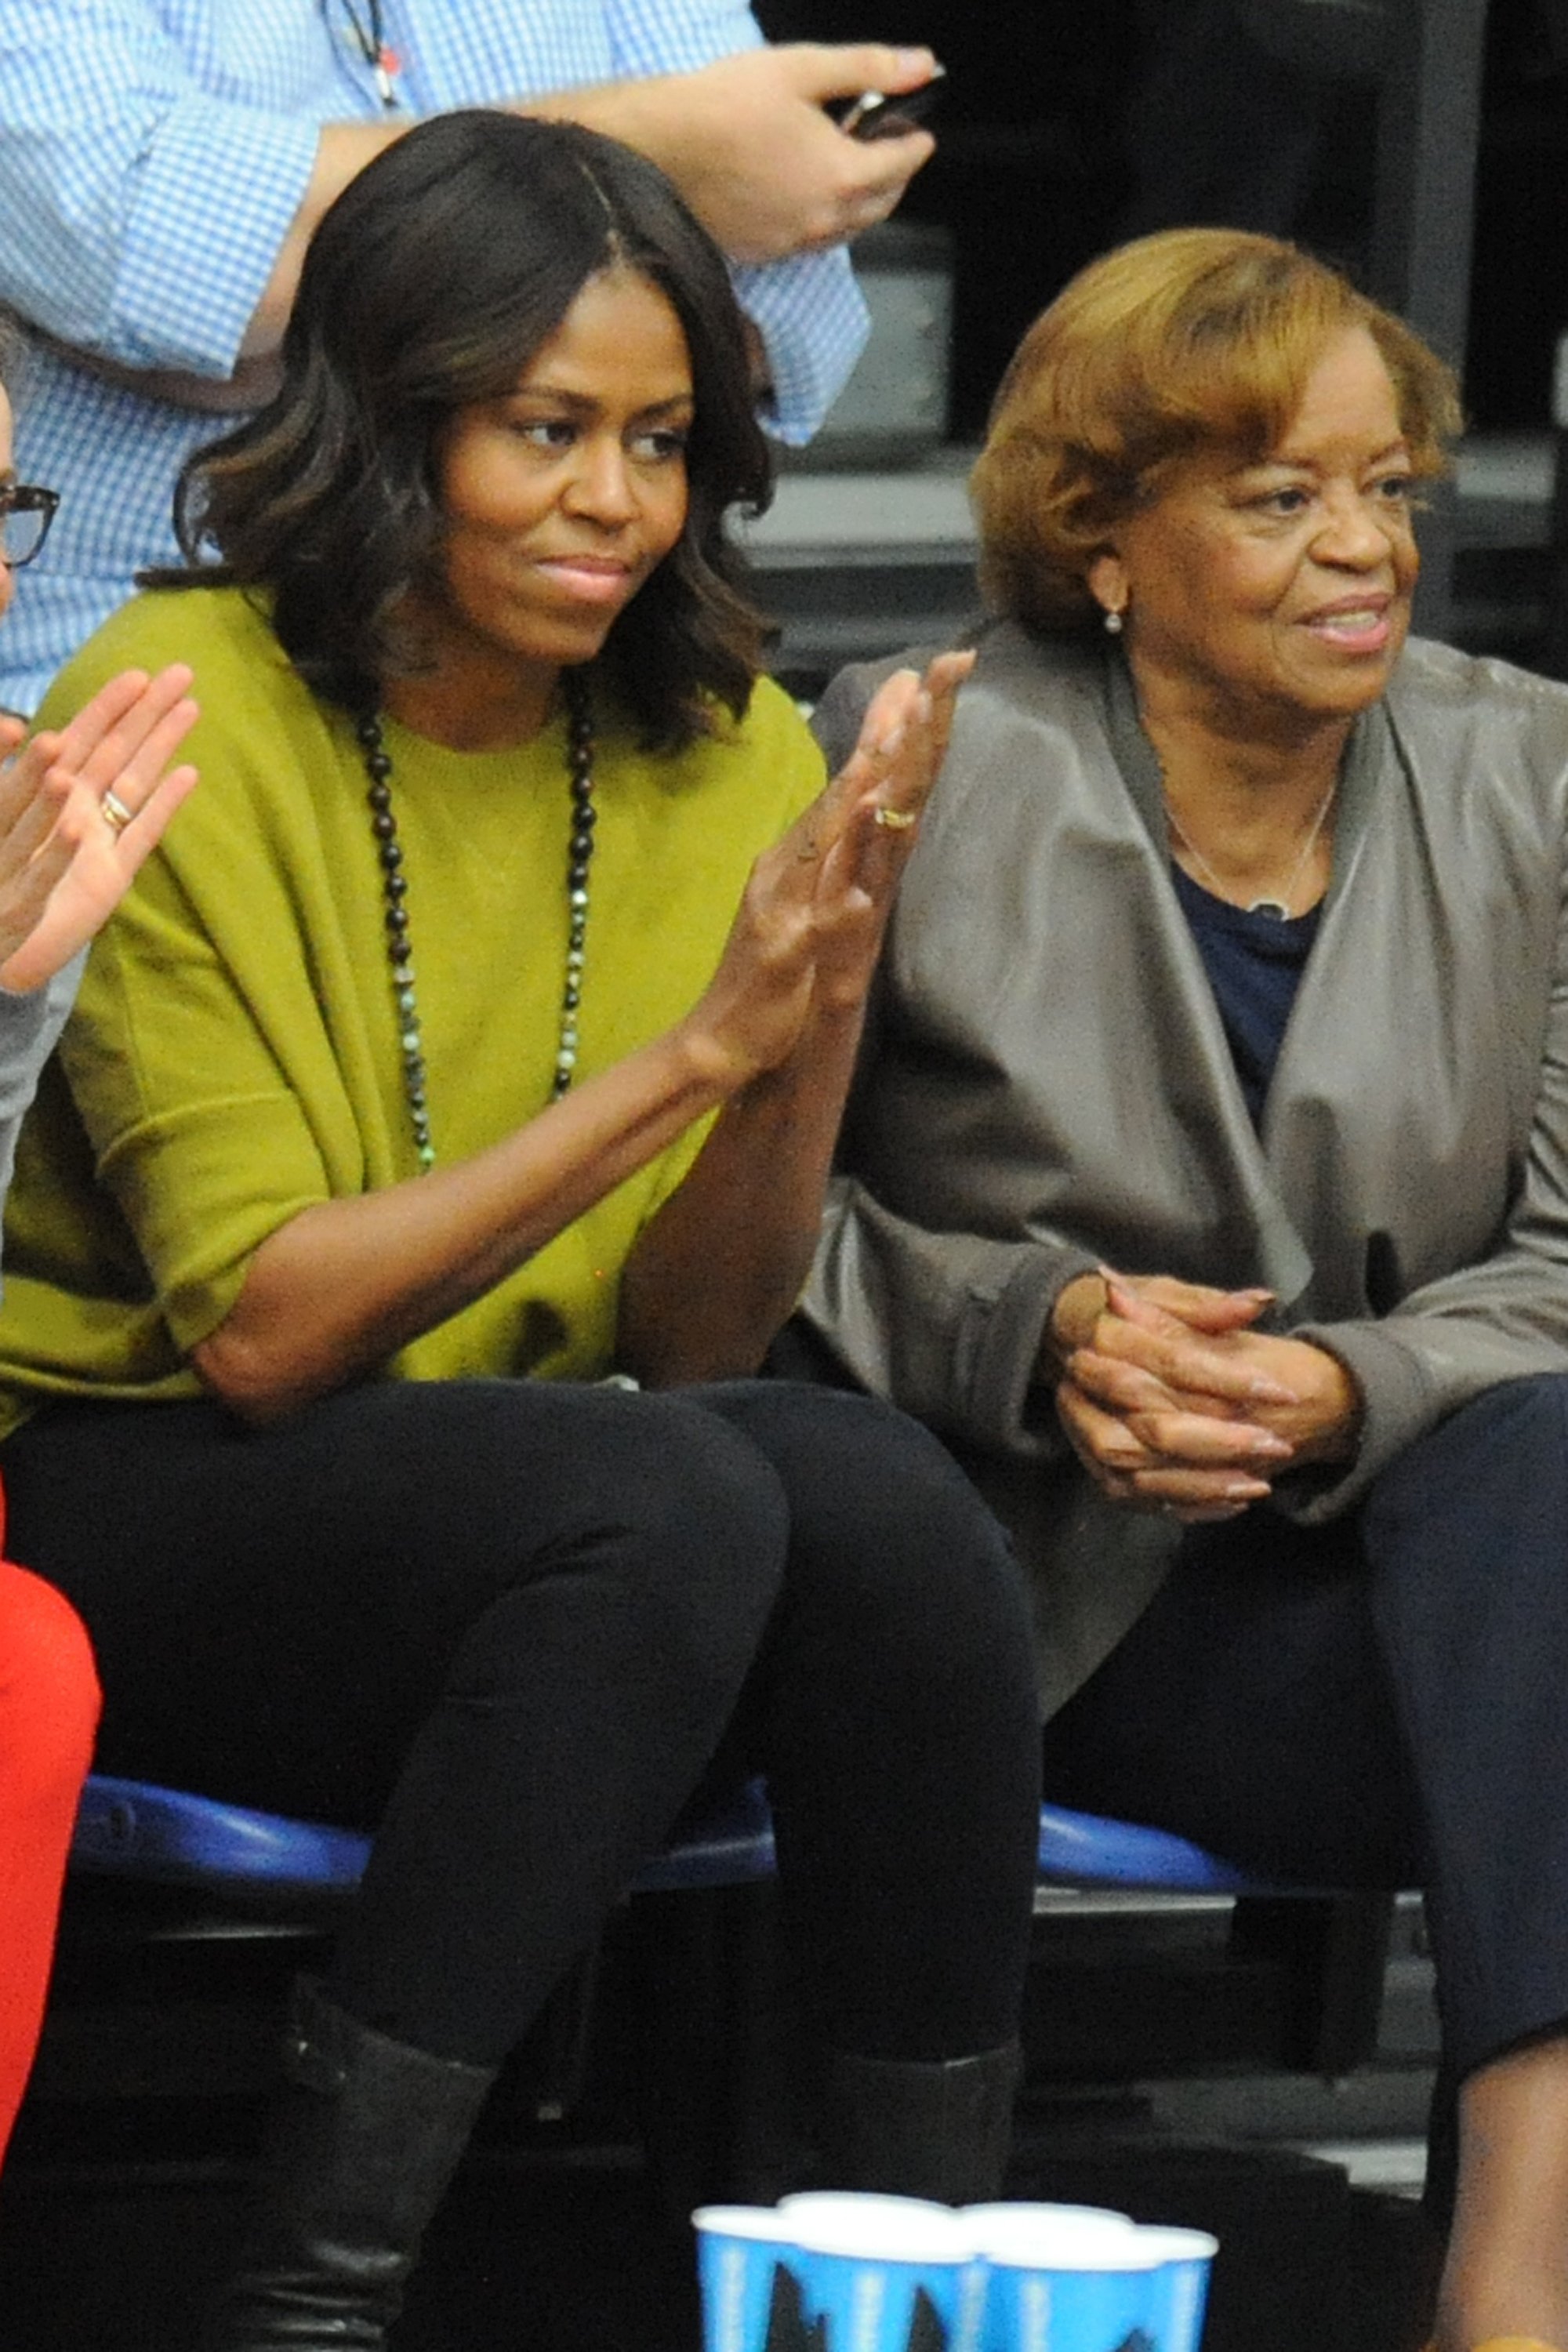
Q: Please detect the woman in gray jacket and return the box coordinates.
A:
[798,228,1568,2352]
[0,309,197,2164]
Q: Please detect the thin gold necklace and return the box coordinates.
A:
[1165,779,1337,921]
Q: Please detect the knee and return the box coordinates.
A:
[0,1561,101,1777]
[1370,1373,1568,1538]
[521,1392,793,1705]
[713,1385,1035,1682]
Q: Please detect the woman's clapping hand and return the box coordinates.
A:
[678,649,972,1090]
[0,666,198,994]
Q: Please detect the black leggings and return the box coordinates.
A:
[2,1377,1041,2070]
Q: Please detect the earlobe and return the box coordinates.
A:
[1087,551,1127,632]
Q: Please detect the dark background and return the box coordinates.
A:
[756,0,1568,445]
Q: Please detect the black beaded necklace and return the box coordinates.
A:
[355,673,597,1172]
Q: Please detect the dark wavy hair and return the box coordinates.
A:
[151,111,775,746]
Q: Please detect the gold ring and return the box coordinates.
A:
[101,790,133,837]
[873,805,917,831]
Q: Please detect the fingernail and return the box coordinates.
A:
[896,48,936,71]
[874,723,906,758]
[1247,1435,1293,1459]
[1248,1377,1301,1404]
[1237,1287,1277,1302]
[1225,1477,1272,1498]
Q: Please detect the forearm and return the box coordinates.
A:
[158,78,811,382]
[618,1000,865,1385]
[236,122,407,358]
[523,43,935,265]
[194,1029,730,1423]
[0,41,321,375]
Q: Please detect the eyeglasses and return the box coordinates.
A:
[0,484,60,568]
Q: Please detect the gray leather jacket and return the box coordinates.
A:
[801,622,1568,1706]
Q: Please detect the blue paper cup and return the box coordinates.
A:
[782,2190,981,2352]
[779,2192,957,2235]
[1130,2227,1218,2352]
[964,2210,1164,2352]
[960,2203,1133,2236]
[693,2205,807,2352]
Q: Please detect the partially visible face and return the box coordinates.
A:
[410,267,694,739]
[0,387,15,624]
[1091,325,1420,732]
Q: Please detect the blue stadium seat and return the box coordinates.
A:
[1034,1802,1291,1896]
[71,1774,1272,1901]
[65,1775,1378,2171]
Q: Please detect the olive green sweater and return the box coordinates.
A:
[0,589,823,1431]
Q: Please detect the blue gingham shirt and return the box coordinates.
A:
[0,0,869,713]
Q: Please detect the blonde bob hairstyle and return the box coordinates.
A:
[971,227,1463,635]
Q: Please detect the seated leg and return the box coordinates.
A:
[1365,1374,1568,2351]
[0,1554,100,2164]
[683,1381,1043,2199]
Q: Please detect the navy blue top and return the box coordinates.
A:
[1171,864,1320,1131]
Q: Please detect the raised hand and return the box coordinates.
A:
[0,666,198,993]
[804,645,971,1013]
[677,651,971,1087]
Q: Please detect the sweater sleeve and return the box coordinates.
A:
[29,612,354,1354]
[0,956,82,1285]
[60,871,343,1354]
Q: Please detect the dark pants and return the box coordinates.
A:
[1039,1372,1568,2092]
[2,1377,1041,2071]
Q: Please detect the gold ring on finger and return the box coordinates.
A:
[873,804,918,831]
[101,790,133,837]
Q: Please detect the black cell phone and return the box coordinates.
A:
[833,71,945,141]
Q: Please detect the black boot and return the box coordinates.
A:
[817,2044,1022,2205]
[201,1976,497,2350]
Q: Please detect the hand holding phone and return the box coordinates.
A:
[833,67,945,142]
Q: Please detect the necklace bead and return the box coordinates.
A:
[356,676,596,1171]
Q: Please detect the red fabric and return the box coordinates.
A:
[0,1517,99,2165]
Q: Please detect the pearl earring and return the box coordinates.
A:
[1102,607,1124,636]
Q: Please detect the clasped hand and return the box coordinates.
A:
[684,649,972,1089]
[1051,1269,1361,1523]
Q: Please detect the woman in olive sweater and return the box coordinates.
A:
[0,118,1040,2350]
